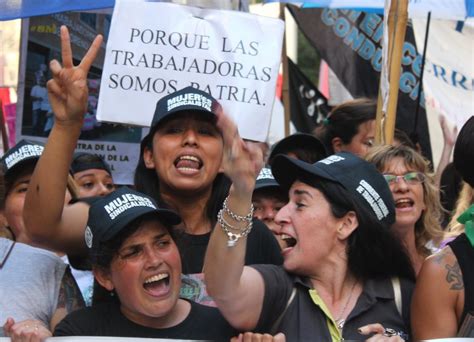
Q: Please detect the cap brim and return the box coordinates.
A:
[254,179,280,191]
[151,107,216,131]
[102,207,181,243]
[142,108,216,150]
[271,155,338,191]
[4,157,39,179]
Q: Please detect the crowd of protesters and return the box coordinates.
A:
[1,25,473,342]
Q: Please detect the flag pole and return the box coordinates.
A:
[0,100,9,152]
[412,11,431,144]
[280,3,290,137]
[375,0,409,145]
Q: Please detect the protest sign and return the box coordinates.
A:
[17,12,141,185]
[412,18,473,130]
[97,0,284,142]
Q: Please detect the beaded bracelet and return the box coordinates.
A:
[217,209,253,247]
[223,196,254,222]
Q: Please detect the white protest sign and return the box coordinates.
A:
[97,0,284,142]
[412,18,474,129]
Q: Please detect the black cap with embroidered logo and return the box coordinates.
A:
[85,187,181,258]
[0,139,44,178]
[271,152,395,226]
[141,86,220,148]
[254,167,280,191]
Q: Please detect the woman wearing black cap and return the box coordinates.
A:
[50,187,235,340]
[23,26,281,306]
[204,108,416,340]
[71,152,115,198]
[252,167,287,250]
[1,140,84,340]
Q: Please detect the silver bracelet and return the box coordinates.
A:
[217,209,253,247]
[223,196,254,222]
[219,209,251,232]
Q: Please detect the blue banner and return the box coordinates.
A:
[0,0,114,21]
[467,0,474,17]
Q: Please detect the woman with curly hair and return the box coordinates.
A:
[366,144,444,275]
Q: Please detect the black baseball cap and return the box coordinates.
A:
[0,139,44,178]
[71,152,112,176]
[85,187,181,258]
[141,86,220,148]
[268,133,327,165]
[453,116,474,187]
[271,152,395,225]
[254,167,280,191]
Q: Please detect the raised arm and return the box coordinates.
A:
[435,115,457,186]
[203,106,266,331]
[411,246,460,339]
[24,26,103,254]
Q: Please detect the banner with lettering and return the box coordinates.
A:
[412,18,473,129]
[97,0,284,142]
[287,5,433,161]
[17,12,140,185]
[283,0,472,20]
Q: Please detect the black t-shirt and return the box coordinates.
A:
[54,299,237,341]
[177,219,283,274]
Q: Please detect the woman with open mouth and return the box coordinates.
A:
[48,187,236,339]
[23,26,282,307]
[204,109,417,341]
[366,144,444,275]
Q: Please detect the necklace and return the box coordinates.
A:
[335,280,357,330]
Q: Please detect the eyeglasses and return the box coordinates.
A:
[383,172,426,185]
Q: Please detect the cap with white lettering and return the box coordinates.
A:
[141,86,219,149]
[0,139,44,177]
[86,187,181,257]
[271,152,395,225]
[254,167,280,191]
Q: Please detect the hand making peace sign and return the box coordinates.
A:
[47,26,103,126]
